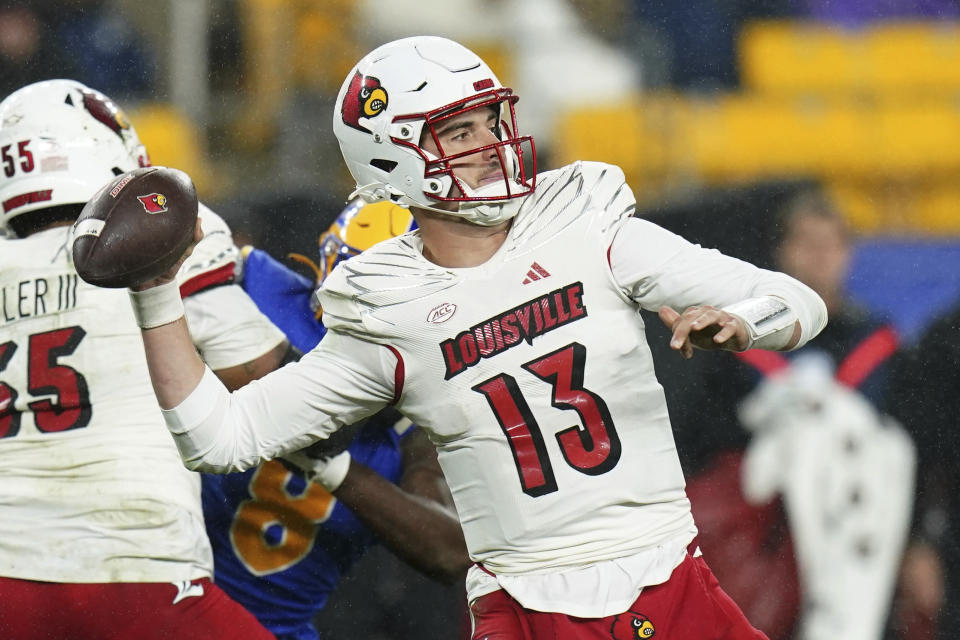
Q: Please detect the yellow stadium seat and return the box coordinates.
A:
[829,178,960,235]
[688,95,960,179]
[127,103,214,197]
[741,20,960,96]
[740,21,862,94]
[685,94,869,179]
[554,91,960,231]
[553,92,696,197]
[864,22,960,94]
[911,182,960,233]
[294,1,363,93]
[873,100,960,174]
[558,20,960,234]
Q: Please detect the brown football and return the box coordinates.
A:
[72,166,198,288]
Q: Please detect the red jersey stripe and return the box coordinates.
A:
[835,326,899,389]
[178,263,236,298]
[734,349,790,376]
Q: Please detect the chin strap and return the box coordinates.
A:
[457,198,524,226]
[348,183,392,202]
[351,171,528,226]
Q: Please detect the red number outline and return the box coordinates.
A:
[473,373,558,497]
[473,342,620,496]
[0,341,21,438]
[27,327,92,432]
[523,342,621,475]
[1,144,13,178]
[17,140,34,173]
[2,139,35,177]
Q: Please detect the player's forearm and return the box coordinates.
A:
[334,461,471,584]
[749,278,827,350]
[214,340,292,391]
[140,317,207,409]
[128,278,206,408]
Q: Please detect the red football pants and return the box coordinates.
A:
[0,576,275,639]
[470,553,769,640]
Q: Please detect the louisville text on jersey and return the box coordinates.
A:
[440,281,587,379]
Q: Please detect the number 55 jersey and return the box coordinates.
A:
[0,208,284,584]
[169,161,826,617]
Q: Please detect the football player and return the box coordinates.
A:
[0,80,284,638]
[130,37,828,639]
[203,198,469,640]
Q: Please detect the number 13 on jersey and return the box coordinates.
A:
[472,342,621,497]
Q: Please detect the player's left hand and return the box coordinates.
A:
[658,305,749,359]
[281,449,352,492]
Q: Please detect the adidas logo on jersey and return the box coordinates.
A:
[522,262,551,285]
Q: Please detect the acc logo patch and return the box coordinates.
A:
[341,72,388,133]
[138,192,168,214]
[427,302,457,324]
[610,611,655,639]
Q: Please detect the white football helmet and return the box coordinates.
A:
[0,79,150,236]
[333,36,536,226]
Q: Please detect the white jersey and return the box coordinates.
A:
[165,162,826,615]
[0,208,284,584]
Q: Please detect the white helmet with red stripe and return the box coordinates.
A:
[333,36,536,226]
[0,79,149,236]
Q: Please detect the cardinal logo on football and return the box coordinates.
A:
[137,192,168,214]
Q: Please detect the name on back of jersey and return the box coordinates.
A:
[2,273,80,325]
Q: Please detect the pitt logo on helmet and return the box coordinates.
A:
[137,192,168,214]
[341,72,388,133]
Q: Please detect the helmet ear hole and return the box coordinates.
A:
[370,159,397,173]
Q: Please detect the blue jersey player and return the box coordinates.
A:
[200,200,471,640]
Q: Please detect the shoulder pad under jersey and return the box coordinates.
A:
[505,161,636,256]
[177,204,241,297]
[318,233,458,339]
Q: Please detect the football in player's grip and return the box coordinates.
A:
[72,166,199,288]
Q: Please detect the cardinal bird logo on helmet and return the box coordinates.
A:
[138,192,168,214]
[341,72,388,133]
[80,88,132,138]
[610,611,655,639]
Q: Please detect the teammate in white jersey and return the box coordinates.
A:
[0,80,284,639]
[130,37,828,639]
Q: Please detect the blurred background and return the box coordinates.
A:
[5,0,958,333]
[4,1,960,639]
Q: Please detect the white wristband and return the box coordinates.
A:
[128,280,185,329]
[722,296,797,351]
[283,450,352,492]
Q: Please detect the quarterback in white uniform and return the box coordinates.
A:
[0,80,283,639]
[133,38,827,639]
